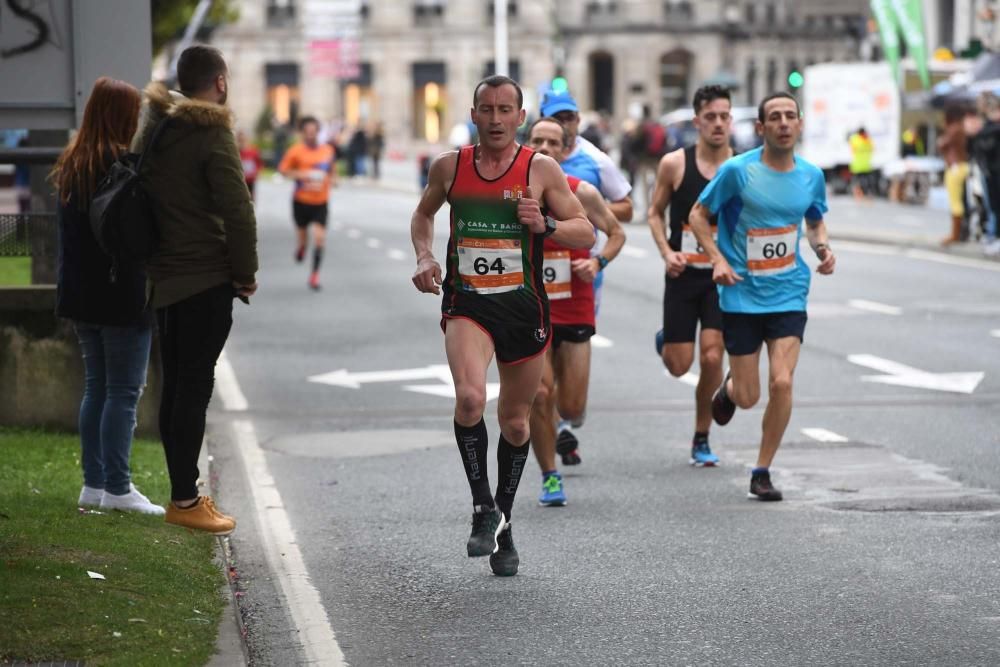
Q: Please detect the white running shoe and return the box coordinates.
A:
[100,484,166,515]
[78,485,104,507]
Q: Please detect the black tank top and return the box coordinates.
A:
[668,145,715,251]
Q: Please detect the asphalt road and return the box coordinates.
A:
[211,178,1000,666]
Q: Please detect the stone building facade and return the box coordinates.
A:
[207,0,870,150]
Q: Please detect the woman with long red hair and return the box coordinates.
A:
[52,77,163,515]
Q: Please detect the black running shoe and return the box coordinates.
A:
[748,470,783,501]
[711,370,736,426]
[489,522,519,576]
[467,505,501,557]
[556,429,581,465]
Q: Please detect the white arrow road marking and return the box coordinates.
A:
[620,246,649,259]
[590,334,614,348]
[366,237,382,249]
[663,370,700,387]
[848,299,902,316]
[847,354,984,394]
[991,329,1000,339]
[404,382,501,402]
[801,428,849,443]
[308,365,452,389]
[387,248,407,261]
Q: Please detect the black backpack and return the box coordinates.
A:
[89,118,170,280]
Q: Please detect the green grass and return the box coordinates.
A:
[0,429,224,666]
[0,257,31,285]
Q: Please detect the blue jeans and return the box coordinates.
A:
[75,322,152,495]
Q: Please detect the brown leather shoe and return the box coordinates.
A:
[165,496,236,535]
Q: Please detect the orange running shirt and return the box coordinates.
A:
[278,142,335,205]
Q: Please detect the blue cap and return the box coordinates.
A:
[540,90,579,117]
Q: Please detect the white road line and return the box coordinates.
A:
[215,350,248,411]
[847,299,902,316]
[620,246,649,259]
[346,228,362,240]
[217,353,347,666]
[834,240,1000,272]
[366,238,382,249]
[590,334,614,348]
[991,329,1000,339]
[664,370,700,387]
[387,248,407,261]
[801,427,850,443]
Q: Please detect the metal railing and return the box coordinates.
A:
[0,213,56,257]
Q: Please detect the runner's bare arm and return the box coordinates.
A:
[410,151,458,294]
[527,154,593,249]
[805,218,836,275]
[647,150,687,277]
[690,202,741,285]
[608,197,633,223]
[572,181,625,282]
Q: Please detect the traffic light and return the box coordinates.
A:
[551,76,568,93]
[787,71,804,89]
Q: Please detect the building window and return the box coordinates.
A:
[764,2,775,25]
[342,63,375,127]
[746,59,757,106]
[413,62,446,141]
[586,0,618,21]
[265,63,300,126]
[664,1,693,22]
[487,1,518,23]
[746,2,756,24]
[590,51,616,114]
[659,49,691,113]
[483,60,521,83]
[360,0,370,23]
[766,59,777,95]
[414,0,445,27]
[267,0,295,28]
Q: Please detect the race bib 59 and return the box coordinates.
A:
[542,250,572,300]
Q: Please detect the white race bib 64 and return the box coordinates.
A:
[457,238,524,294]
[542,250,572,300]
[746,224,798,276]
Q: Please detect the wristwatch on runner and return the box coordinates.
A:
[543,216,557,237]
[814,243,830,257]
[596,255,609,269]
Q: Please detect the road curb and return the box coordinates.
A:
[200,441,250,667]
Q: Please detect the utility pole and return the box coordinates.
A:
[494,0,509,76]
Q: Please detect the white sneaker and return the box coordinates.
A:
[79,485,104,507]
[100,484,166,516]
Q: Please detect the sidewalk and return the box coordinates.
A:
[362,158,999,261]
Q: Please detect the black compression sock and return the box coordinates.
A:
[455,419,493,508]
[312,246,324,272]
[495,434,530,520]
[693,431,709,445]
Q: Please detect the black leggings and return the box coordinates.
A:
[156,284,234,501]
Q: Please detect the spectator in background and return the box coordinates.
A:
[619,117,641,187]
[969,93,1000,255]
[637,106,669,208]
[51,77,163,515]
[347,125,368,177]
[848,127,874,199]
[939,105,972,246]
[901,125,925,157]
[132,45,258,534]
[237,130,263,201]
[369,121,384,180]
[14,136,31,213]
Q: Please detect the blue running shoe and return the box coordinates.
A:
[655,328,665,357]
[539,472,567,506]
[690,441,720,467]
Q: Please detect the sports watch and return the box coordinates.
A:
[543,216,557,237]
[596,255,610,270]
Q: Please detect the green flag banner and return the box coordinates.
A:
[870,0,900,81]
[890,0,930,89]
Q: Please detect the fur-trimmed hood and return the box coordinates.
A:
[132,81,233,151]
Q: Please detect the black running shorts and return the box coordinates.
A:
[721,310,808,356]
[441,315,551,365]
[292,201,328,228]
[552,324,595,350]
[662,271,722,344]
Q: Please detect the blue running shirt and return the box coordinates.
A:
[697,147,828,314]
